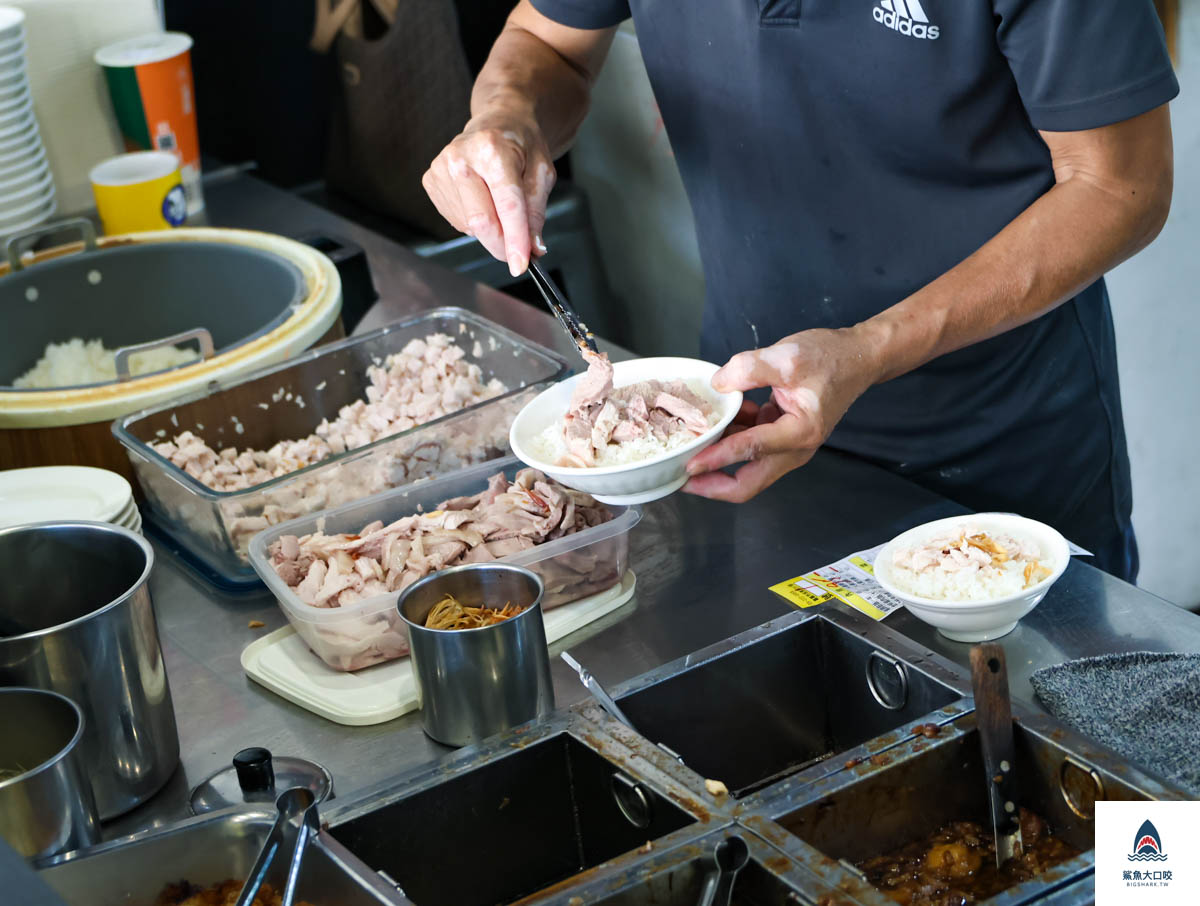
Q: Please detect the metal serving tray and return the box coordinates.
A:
[587,609,968,801]
[323,712,730,906]
[37,806,405,906]
[113,307,570,585]
[737,703,1190,905]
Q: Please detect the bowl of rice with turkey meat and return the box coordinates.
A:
[873,513,1070,642]
[509,352,742,505]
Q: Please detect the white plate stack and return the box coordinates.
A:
[0,466,141,534]
[0,6,55,240]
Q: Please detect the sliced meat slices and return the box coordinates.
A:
[268,468,614,613]
[557,352,716,465]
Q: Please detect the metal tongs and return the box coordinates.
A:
[561,650,687,765]
[234,787,321,906]
[561,650,632,727]
[527,260,599,356]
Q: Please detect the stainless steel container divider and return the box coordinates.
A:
[317,711,737,905]
[0,521,179,819]
[398,563,554,747]
[574,607,973,806]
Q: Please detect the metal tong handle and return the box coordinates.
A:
[970,643,1023,867]
[527,260,599,355]
[697,836,750,906]
[235,787,320,906]
[561,651,633,728]
[561,650,687,767]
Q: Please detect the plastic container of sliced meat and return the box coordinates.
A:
[112,308,570,587]
[248,456,641,671]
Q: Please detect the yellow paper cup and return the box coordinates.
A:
[90,151,187,234]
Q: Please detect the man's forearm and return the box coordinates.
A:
[855,107,1173,385]
[469,11,612,157]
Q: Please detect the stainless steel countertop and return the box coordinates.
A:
[109,173,1200,836]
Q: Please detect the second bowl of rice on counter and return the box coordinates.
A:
[509,356,742,505]
[873,513,1071,642]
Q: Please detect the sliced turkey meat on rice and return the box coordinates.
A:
[150,334,505,492]
[268,469,619,668]
[890,525,1054,601]
[537,349,718,467]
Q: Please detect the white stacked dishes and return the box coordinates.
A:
[0,465,141,534]
[0,6,54,238]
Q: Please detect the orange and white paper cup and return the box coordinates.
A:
[95,32,203,215]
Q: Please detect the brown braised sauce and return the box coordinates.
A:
[155,880,317,906]
[857,808,1080,905]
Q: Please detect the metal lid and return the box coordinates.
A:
[189,747,333,815]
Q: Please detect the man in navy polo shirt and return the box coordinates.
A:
[421,0,1178,581]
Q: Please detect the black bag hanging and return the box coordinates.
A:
[313,0,473,240]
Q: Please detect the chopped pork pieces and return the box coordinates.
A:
[269,469,613,610]
[558,349,715,466]
[150,334,505,492]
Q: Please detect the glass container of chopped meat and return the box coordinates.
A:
[112,308,570,587]
[249,456,640,671]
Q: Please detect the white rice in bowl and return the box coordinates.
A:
[888,523,1054,602]
[532,378,720,468]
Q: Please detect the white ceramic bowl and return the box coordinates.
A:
[509,356,742,505]
[873,513,1070,643]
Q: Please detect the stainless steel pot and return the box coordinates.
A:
[0,687,99,862]
[0,521,179,819]
[398,563,554,747]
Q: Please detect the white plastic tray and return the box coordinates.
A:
[241,570,637,726]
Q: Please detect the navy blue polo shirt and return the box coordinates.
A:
[531,0,1178,574]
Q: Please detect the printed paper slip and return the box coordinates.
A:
[768,536,1094,622]
[769,544,906,621]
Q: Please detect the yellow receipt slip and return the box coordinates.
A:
[769,543,906,621]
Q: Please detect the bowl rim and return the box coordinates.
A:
[509,356,743,477]
[873,512,1070,610]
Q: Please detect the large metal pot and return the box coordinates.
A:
[0,521,179,819]
[0,687,99,862]
[0,220,342,481]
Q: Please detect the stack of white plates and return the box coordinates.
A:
[0,465,141,534]
[0,6,55,239]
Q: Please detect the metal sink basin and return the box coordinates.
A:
[745,711,1188,905]
[532,829,835,905]
[328,728,701,906]
[612,612,964,798]
[38,807,403,906]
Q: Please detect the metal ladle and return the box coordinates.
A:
[697,835,750,906]
[234,787,320,906]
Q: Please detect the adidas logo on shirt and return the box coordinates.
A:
[873,0,940,39]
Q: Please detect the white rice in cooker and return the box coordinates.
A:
[12,338,199,389]
[888,524,1053,601]
[532,379,719,467]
